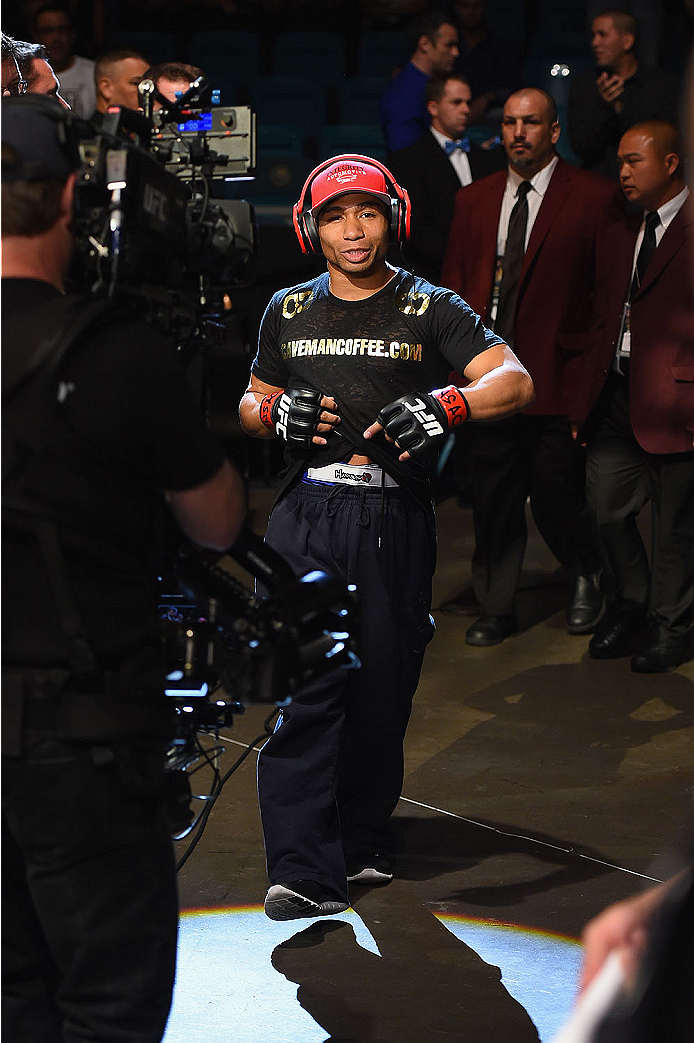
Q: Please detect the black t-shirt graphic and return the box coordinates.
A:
[253,268,502,507]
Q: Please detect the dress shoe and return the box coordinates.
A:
[466,614,516,646]
[566,573,604,634]
[588,600,647,659]
[631,626,691,673]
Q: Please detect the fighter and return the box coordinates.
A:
[239,154,535,921]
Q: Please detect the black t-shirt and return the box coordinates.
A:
[252,268,502,507]
[2,279,225,668]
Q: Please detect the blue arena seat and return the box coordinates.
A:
[338,75,389,124]
[251,75,326,139]
[357,30,409,77]
[318,124,386,162]
[108,30,178,65]
[272,31,346,85]
[188,30,261,102]
[256,123,304,158]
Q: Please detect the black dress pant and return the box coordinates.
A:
[586,375,694,633]
[458,414,600,616]
[258,480,436,901]
[2,734,178,1043]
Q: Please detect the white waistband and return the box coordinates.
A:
[304,463,399,488]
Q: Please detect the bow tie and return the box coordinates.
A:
[444,137,471,154]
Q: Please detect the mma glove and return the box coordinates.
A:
[376,385,470,462]
[259,385,325,451]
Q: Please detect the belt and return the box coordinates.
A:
[304,463,399,488]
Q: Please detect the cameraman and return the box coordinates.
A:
[1,95,245,1042]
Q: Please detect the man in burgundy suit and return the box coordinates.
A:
[584,120,693,672]
[441,87,622,645]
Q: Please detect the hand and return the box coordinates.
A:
[264,386,340,449]
[363,386,469,463]
[570,421,587,447]
[579,877,680,996]
[596,71,624,110]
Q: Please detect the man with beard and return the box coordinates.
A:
[441,88,622,645]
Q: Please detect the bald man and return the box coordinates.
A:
[584,120,693,672]
[441,87,622,645]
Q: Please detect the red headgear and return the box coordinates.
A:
[292,154,411,254]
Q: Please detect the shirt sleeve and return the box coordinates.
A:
[425,287,504,374]
[250,291,291,389]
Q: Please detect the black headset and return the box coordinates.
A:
[292,154,411,255]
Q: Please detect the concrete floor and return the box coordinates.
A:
[169,484,693,1043]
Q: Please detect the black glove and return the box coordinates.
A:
[376,385,469,462]
[260,385,324,450]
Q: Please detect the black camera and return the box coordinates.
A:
[69,78,257,348]
[159,529,360,842]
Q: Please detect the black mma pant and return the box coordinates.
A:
[2,735,178,1043]
[258,479,436,901]
[458,414,601,616]
[586,375,694,633]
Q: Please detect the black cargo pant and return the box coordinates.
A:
[258,479,437,902]
[2,726,177,1043]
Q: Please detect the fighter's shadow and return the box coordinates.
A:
[270,884,540,1043]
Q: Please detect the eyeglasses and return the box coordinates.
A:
[2,55,29,96]
[1,78,29,96]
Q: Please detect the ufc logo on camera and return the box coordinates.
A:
[404,396,444,438]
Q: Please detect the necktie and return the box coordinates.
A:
[629,210,660,299]
[494,179,531,344]
[444,137,471,154]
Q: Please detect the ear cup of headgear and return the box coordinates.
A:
[293,154,411,255]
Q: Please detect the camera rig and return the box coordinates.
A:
[54,85,360,854]
[70,76,256,355]
[159,526,359,850]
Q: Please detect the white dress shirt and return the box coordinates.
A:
[430,127,472,187]
[496,154,559,255]
[629,184,690,272]
[616,184,690,366]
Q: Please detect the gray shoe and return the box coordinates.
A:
[346,857,393,885]
[264,881,349,921]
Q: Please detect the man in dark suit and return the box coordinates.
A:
[584,120,693,672]
[441,87,622,645]
[568,10,679,182]
[387,71,505,284]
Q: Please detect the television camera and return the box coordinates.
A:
[60,84,361,848]
[70,75,257,357]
